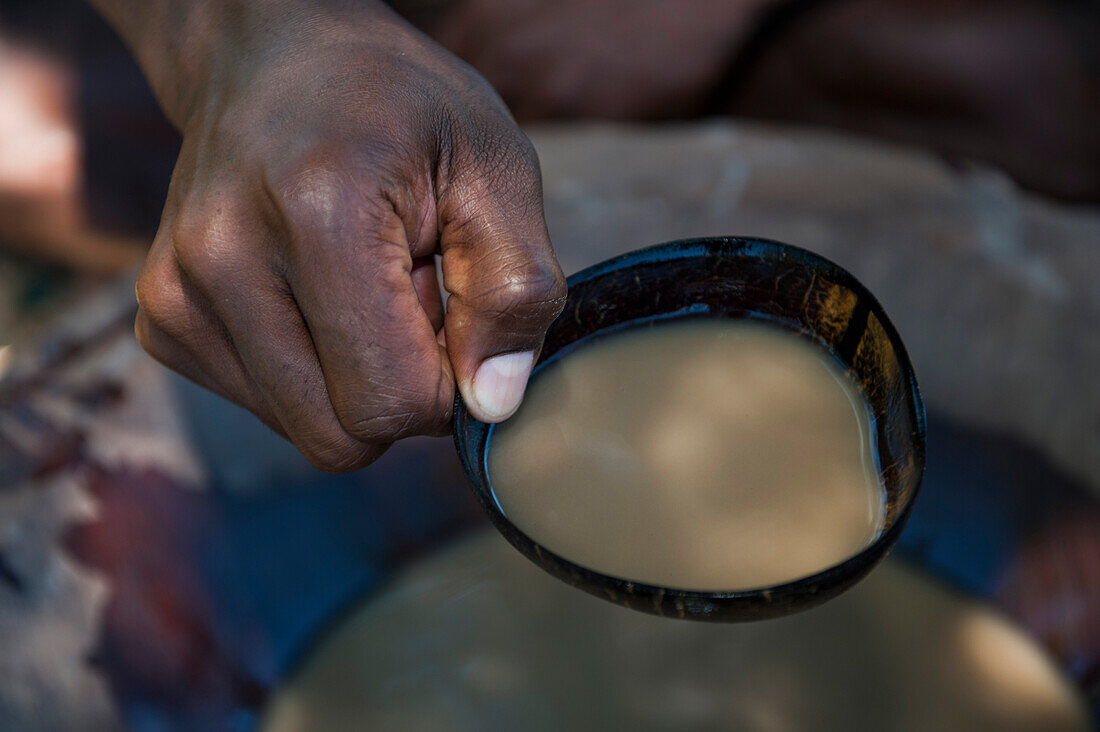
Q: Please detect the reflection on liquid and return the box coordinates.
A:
[263,531,1090,732]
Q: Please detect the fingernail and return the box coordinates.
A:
[471,351,535,422]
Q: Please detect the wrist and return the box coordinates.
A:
[88,0,402,130]
[87,0,234,128]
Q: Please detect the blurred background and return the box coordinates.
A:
[0,0,1098,729]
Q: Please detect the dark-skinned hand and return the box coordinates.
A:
[89,0,566,471]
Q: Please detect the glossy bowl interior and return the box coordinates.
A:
[454,237,926,621]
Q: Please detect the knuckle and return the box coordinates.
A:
[133,310,157,354]
[271,153,412,259]
[273,156,348,227]
[169,199,246,281]
[135,263,184,333]
[133,265,159,316]
[371,255,411,296]
[270,145,389,235]
[470,259,567,323]
[133,310,179,373]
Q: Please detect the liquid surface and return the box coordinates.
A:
[488,319,884,590]
[263,531,1092,732]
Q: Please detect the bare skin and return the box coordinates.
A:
[435,0,778,121]
[430,0,1099,200]
[85,0,566,471]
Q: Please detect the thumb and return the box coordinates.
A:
[438,139,566,423]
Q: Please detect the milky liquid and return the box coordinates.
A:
[262,532,1093,732]
[488,319,885,591]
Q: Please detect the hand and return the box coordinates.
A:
[107,0,566,471]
